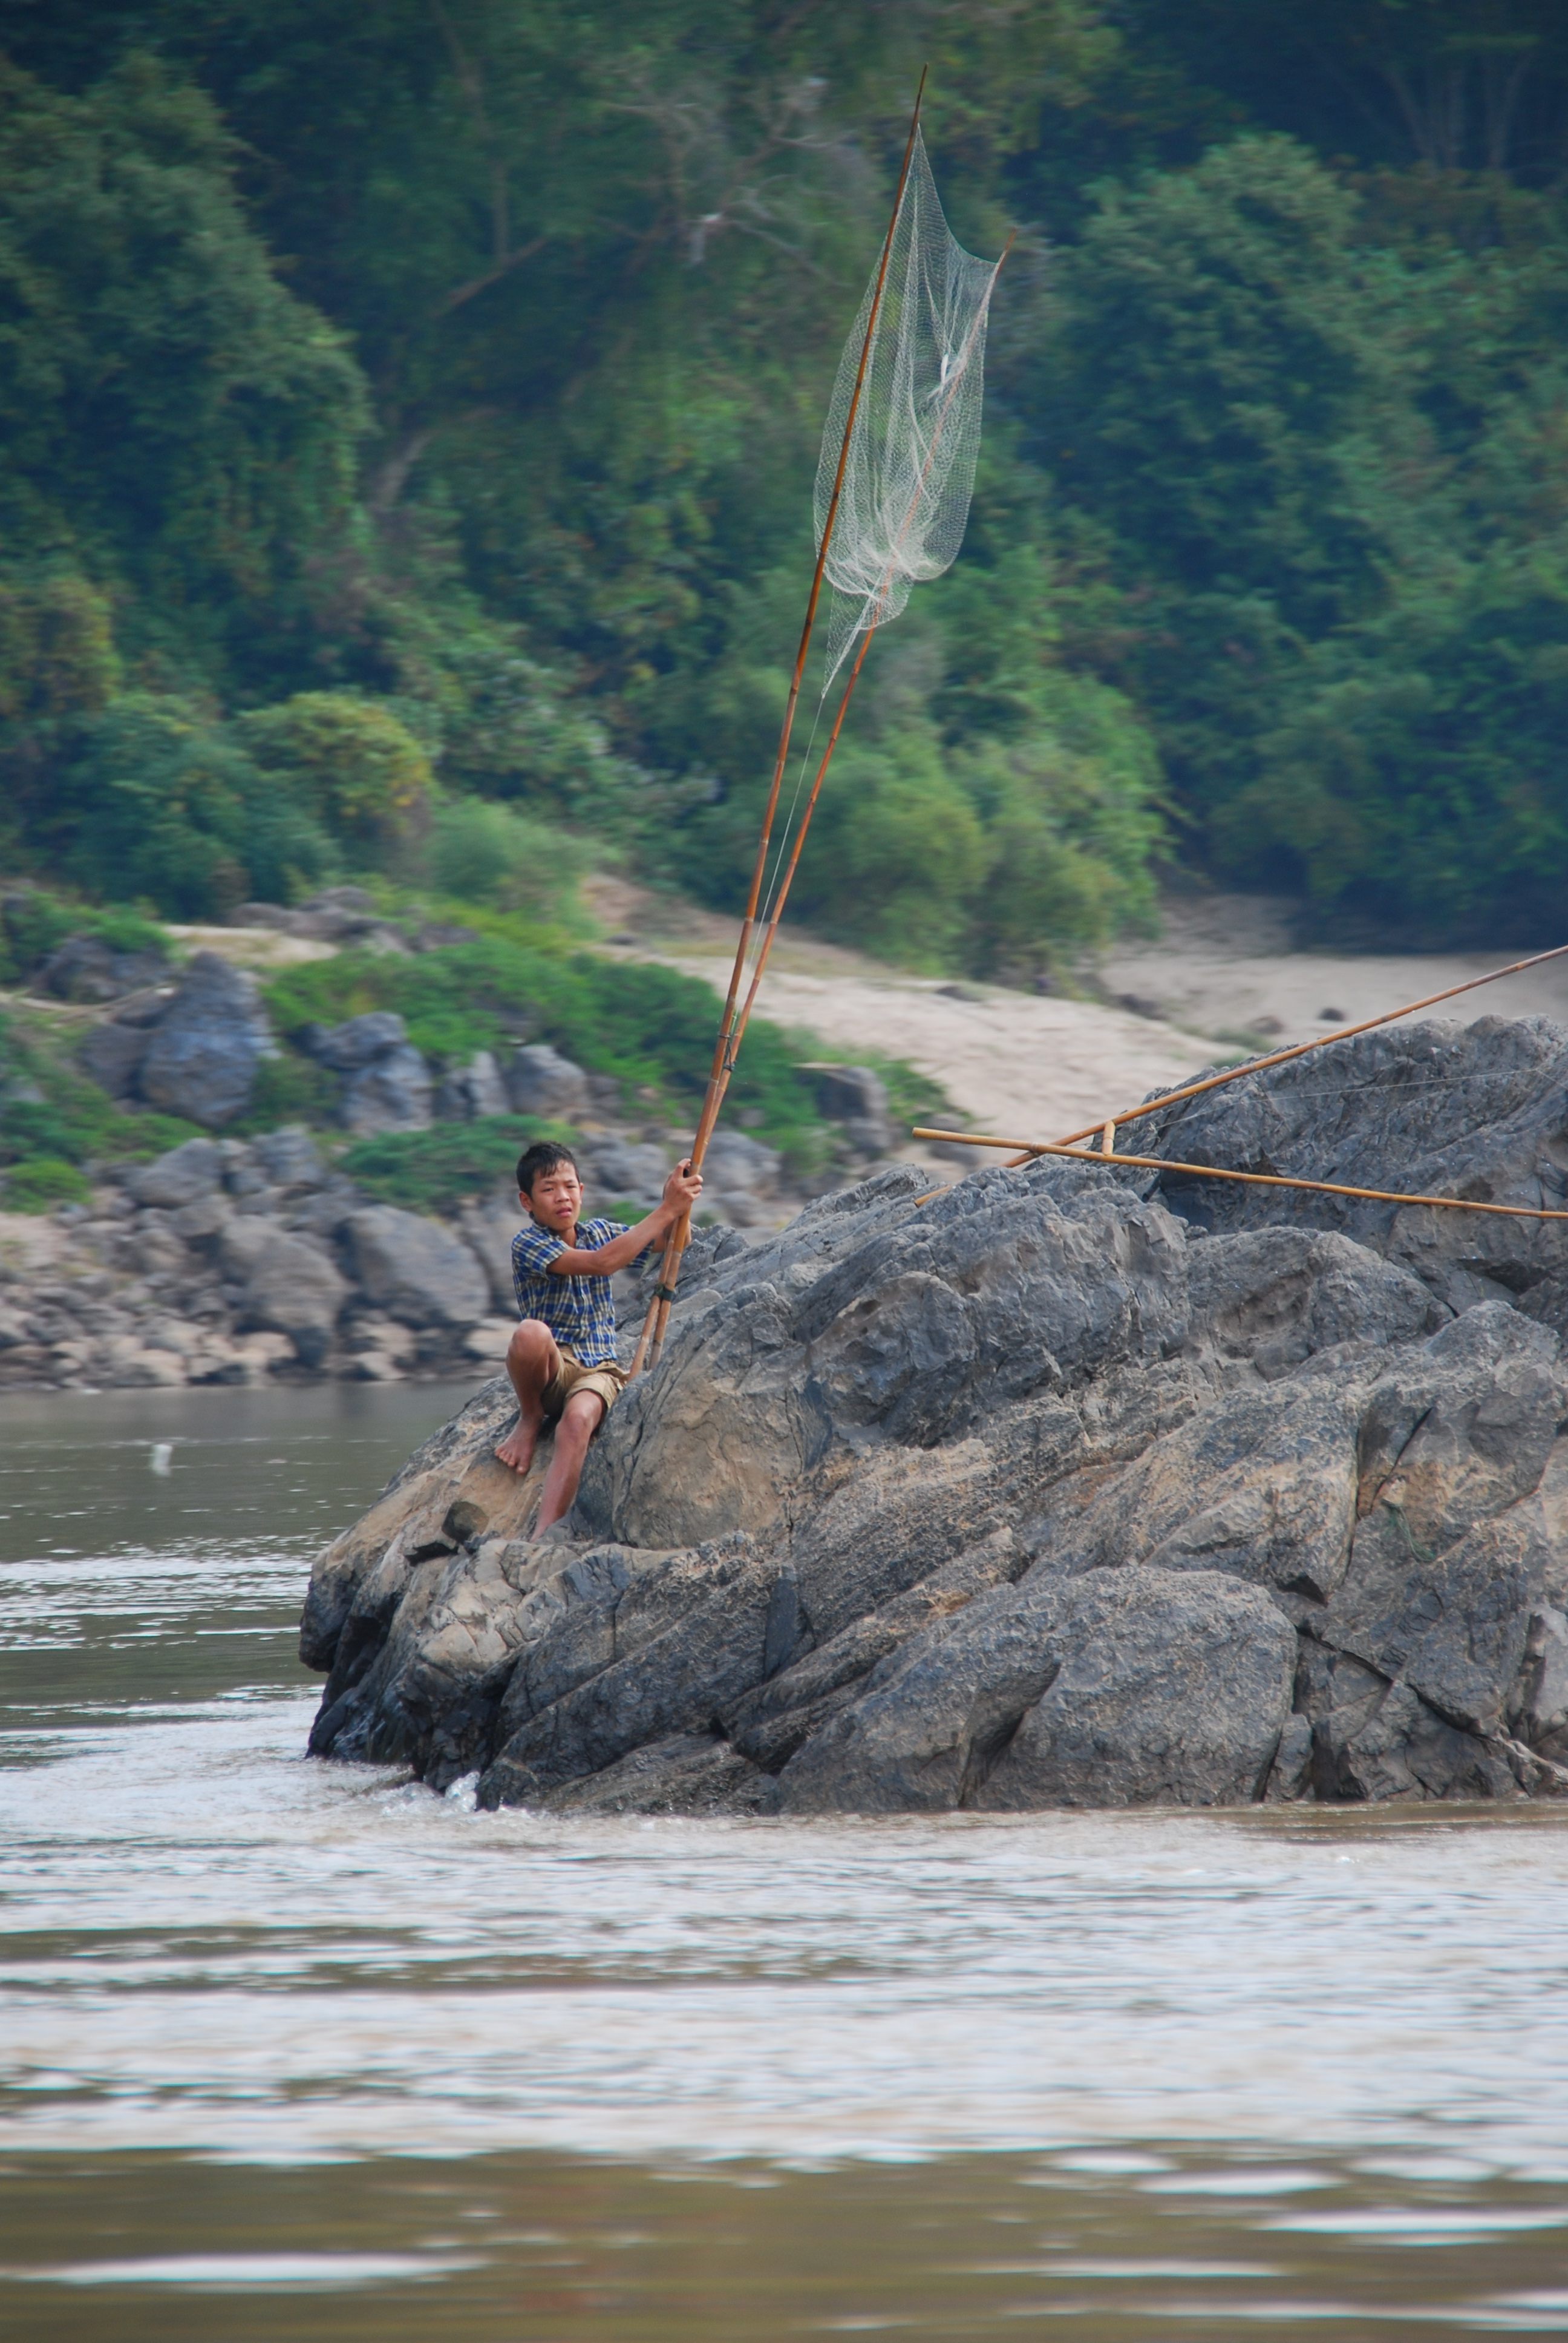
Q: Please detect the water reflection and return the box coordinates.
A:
[2,1386,1568,2339]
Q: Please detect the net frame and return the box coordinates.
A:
[813,128,1004,689]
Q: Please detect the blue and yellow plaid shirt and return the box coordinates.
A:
[511,1216,620,1366]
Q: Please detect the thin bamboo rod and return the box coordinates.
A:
[711,70,927,1087]
[910,1128,1568,1221]
[645,250,1006,1372]
[639,632,875,1372]
[627,76,929,1383]
[1010,939,1568,1170]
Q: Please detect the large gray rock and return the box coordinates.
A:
[435,1050,508,1121]
[812,1064,893,1156]
[79,1017,153,1099]
[215,1213,348,1366]
[303,1011,408,1070]
[126,1138,225,1209]
[343,1205,491,1326]
[238,1233,350,1368]
[139,952,276,1126]
[339,1046,433,1134]
[39,931,168,1002]
[250,1126,327,1190]
[295,1012,434,1135]
[299,1019,1568,1816]
[505,1044,589,1119]
[777,1564,1296,1813]
[583,1137,669,1206]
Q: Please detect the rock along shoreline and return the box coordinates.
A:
[300,1012,1568,1814]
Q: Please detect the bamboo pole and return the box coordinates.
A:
[997,939,1568,1170]
[641,220,1013,1369]
[626,76,929,1381]
[910,1128,1568,1221]
[638,631,876,1370]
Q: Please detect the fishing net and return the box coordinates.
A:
[814,128,1005,690]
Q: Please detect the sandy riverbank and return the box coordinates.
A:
[590,879,1568,1149]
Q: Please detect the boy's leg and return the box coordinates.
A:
[495,1319,560,1474]
[534,1387,605,1531]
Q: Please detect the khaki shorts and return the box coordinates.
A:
[541,1347,626,1430]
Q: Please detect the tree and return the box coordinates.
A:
[0,54,367,690]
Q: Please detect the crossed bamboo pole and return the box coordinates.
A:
[1019,940,1568,1164]
[910,1130,1568,1222]
[629,77,930,1378]
[906,934,1568,1220]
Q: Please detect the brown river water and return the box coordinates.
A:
[2,1382,1567,2341]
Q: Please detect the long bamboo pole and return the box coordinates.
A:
[910,1127,1568,1221]
[1005,939,1568,1170]
[640,212,1013,1369]
[628,78,929,1380]
[636,631,877,1369]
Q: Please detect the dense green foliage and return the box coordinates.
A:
[3,2,1567,948]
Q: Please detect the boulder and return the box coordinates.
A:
[38,932,168,1003]
[811,1064,893,1156]
[703,1130,780,1192]
[238,1233,350,1368]
[342,1205,491,1328]
[299,1017,1568,1815]
[304,1011,410,1070]
[250,1126,327,1190]
[505,1043,589,1120]
[79,1018,154,1100]
[777,1564,1296,1813]
[435,1050,508,1121]
[296,1011,434,1135]
[341,1046,433,1135]
[458,1199,525,1312]
[138,952,276,1126]
[126,1138,226,1210]
[582,1137,668,1207]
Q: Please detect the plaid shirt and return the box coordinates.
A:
[511,1216,621,1366]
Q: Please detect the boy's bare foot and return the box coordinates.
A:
[495,1418,540,1474]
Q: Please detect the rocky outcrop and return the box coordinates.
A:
[299,1012,434,1134]
[0,1128,514,1391]
[80,951,275,1124]
[299,1015,1568,1815]
[138,952,278,1126]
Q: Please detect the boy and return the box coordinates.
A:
[495,1139,704,1532]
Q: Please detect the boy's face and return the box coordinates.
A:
[523,1159,583,1236]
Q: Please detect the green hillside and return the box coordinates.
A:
[2,2,1566,958]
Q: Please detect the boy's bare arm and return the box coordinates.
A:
[549,1161,704,1277]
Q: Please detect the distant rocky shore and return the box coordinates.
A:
[0,1104,799,1393]
[0,896,903,1392]
[299,1013,1568,1813]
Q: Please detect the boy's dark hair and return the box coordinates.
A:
[517,1140,579,1198]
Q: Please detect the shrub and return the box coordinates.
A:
[0,1009,200,1174]
[236,695,433,853]
[421,797,592,922]
[50,697,339,917]
[230,1052,340,1136]
[339,1114,570,1216]
[4,1155,92,1211]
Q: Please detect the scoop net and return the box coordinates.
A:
[813,127,1004,690]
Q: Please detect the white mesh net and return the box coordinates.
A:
[813,128,1004,690]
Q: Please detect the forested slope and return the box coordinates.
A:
[2,0,1567,961]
